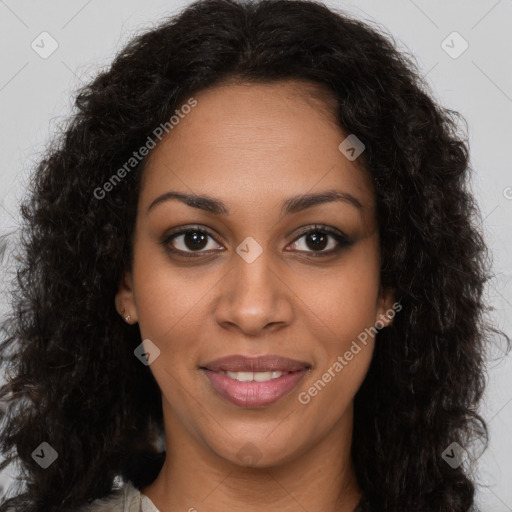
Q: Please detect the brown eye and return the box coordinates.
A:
[302,231,329,251]
[177,231,209,251]
[163,227,223,257]
[288,225,352,257]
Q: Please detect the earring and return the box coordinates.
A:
[124,314,131,323]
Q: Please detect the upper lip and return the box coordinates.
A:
[201,355,311,373]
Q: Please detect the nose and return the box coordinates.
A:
[213,242,294,337]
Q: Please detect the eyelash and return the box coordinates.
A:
[161,224,352,259]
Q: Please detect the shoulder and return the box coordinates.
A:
[73,480,142,512]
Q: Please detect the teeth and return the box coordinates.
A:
[224,370,289,382]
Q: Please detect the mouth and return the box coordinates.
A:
[200,354,311,408]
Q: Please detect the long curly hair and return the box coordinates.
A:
[0,0,508,510]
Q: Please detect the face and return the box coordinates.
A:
[116,80,395,468]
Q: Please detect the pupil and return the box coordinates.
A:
[185,232,207,250]
[306,232,327,251]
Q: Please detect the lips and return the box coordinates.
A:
[200,355,311,408]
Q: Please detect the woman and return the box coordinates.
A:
[0,0,505,510]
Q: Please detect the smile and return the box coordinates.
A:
[201,367,309,407]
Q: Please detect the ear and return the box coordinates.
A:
[115,271,138,324]
[375,285,398,329]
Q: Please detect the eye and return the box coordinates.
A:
[287,224,352,257]
[162,225,223,257]
[162,224,352,258]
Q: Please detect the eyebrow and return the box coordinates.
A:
[146,189,363,216]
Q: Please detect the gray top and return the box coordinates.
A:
[78,481,160,512]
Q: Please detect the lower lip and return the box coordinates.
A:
[201,369,308,408]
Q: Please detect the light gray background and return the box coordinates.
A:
[0,0,511,509]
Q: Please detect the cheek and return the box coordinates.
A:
[296,344,373,438]
[131,240,212,341]
[298,240,381,343]
[296,259,381,424]
[307,248,380,417]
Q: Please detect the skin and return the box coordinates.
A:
[116,79,395,512]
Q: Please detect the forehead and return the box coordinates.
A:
[140,80,375,214]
